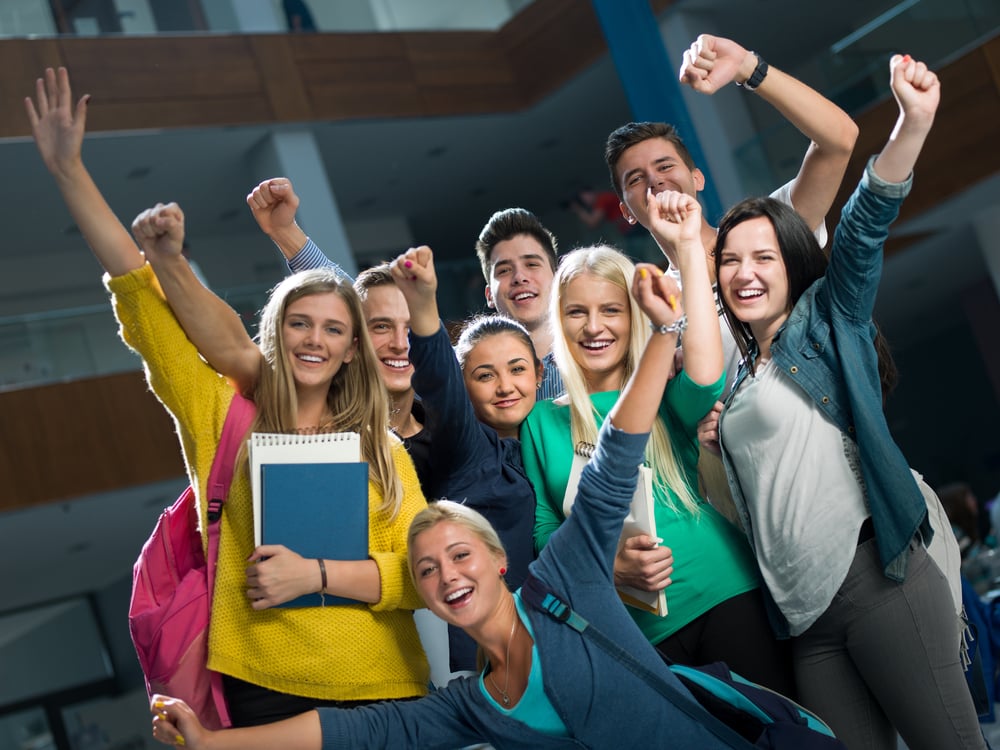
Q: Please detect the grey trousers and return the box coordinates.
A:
[793,535,985,750]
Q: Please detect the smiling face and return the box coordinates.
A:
[560,272,631,392]
[462,332,540,438]
[362,284,413,397]
[485,234,555,332]
[281,291,358,393]
[411,520,507,630]
[615,138,705,232]
[717,216,791,346]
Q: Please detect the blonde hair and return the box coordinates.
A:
[245,268,403,517]
[550,245,700,515]
[406,500,506,585]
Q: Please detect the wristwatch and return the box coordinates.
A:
[737,53,768,91]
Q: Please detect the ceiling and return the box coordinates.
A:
[0,0,997,621]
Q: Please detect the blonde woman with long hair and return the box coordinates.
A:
[521,199,793,696]
[27,67,429,727]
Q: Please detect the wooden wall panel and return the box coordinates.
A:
[499,0,607,104]
[0,1,674,136]
[0,372,184,511]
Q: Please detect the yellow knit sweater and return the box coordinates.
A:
[108,264,430,700]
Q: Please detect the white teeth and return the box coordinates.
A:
[513,292,535,301]
[737,289,764,299]
[298,354,324,363]
[382,359,410,369]
[445,587,472,602]
[582,340,611,351]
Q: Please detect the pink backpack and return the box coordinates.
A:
[128,394,255,729]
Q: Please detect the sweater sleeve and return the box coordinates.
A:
[409,323,489,475]
[319,679,483,748]
[369,442,428,612]
[105,264,236,503]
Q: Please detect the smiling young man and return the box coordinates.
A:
[353,264,435,494]
[474,208,563,400]
[605,34,858,391]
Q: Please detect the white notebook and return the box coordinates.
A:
[248,431,361,546]
[562,442,667,617]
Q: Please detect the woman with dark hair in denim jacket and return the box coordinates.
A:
[700,55,985,750]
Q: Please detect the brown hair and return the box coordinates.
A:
[474,208,558,283]
[604,122,696,199]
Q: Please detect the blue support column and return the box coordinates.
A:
[590,0,722,221]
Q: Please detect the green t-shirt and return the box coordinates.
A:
[520,370,760,643]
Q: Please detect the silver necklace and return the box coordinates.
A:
[488,613,518,707]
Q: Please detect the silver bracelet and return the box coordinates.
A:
[651,316,687,335]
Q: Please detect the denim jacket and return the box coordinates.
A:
[721,157,930,636]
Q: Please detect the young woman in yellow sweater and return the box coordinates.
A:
[26,67,429,726]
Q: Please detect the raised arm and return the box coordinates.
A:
[643,189,723,386]
[387,245,438,336]
[131,204,263,394]
[25,67,143,277]
[152,695,320,750]
[610,264,685,433]
[247,177,310,262]
[680,34,859,233]
[248,178,353,279]
[873,55,939,183]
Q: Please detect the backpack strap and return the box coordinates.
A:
[204,393,256,727]
[521,573,753,749]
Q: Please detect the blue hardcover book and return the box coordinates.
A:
[260,461,369,607]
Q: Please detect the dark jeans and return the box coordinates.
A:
[654,588,797,699]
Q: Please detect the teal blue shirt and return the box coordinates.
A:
[478,592,567,736]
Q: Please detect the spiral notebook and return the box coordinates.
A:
[248,431,362,547]
[563,442,667,617]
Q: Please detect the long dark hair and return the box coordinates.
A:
[715,198,900,394]
[715,197,827,375]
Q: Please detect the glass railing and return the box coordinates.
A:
[732,0,1000,198]
[0,284,268,392]
[0,0,534,37]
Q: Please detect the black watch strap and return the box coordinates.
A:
[737,52,768,91]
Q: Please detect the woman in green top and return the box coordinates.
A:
[520,189,794,696]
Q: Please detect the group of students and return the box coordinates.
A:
[25,29,986,750]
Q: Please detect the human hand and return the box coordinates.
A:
[632,263,683,331]
[889,54,940,125]
[246,545,318,609]
[246,177,300,238]
[389,245,437,310]
[151,695,209,748]
[645,189,703,253]
[131,203,186,264]
[614,535,674,592]
[678,34,753,94]
[697,400,724,457]
[24,66,89,179]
